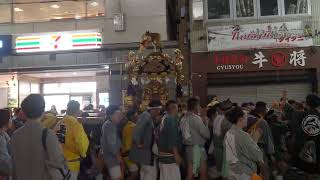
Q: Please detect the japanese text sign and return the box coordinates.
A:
[15,30,102,53]
[208,21,313,51]
[214,49,309,71]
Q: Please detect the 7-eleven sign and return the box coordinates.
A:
[16,31,102,53]
[51,35,61,49]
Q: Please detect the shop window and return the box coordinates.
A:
[14,3,49,23]
[0,4,11,23]
[260,0,279,16]
[205,0,311,21]
[284,0,309,15]
[11,0,105,23]
[44,95,70,114]
[235,0,255,18]
[207,0,231,19]
[14,1,86,23]
[43,82,96,94]
[87,0,105,18]
[99,93,109,107]
[31,83,40,94]
[18,81,30,106]
[69,82,96,93]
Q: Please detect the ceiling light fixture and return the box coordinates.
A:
[53,16,63,20]
[90,1,99,6]
[50,4,60,9]
[75,15,82,19]
[72,72,77,75]
[104,65,110,70]
[14,8,24,12]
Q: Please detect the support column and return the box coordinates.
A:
[192,72,207,107]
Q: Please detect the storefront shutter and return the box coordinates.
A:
[208,82,311,106]
[207,85,258,105]
[257,83,311,104]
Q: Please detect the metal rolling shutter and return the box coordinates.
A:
[257,83,311,104]
[207,85,258,105]
[208,82,311,106]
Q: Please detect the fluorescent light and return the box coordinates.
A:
[14,8,24,12]
[50,4,60,9]
[0,41,3,48]
[90,1,99,6]
[52,17,63,20]
[104,65,109,70]
[72,72,77,75]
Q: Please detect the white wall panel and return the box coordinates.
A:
[123,0,166,16]
[33,21,76,33]
[11,24,34,34]
[0,88,8,108]
[76,19,106,30]
[0,25,12,34]
[103,16,168,43]
[12,56,34,67]
[55,54,77,65]
[76,52,100,64]
[32,55,50,66]
[0,57,13,69]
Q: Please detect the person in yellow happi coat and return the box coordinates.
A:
[122,109,139,180]
[55,100,89,180]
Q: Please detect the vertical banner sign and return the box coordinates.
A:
[16,31,102,53]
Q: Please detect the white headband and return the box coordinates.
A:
[147,106,162,110]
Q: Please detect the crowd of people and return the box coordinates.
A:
[0,91,320,180]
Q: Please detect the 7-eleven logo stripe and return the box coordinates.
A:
[52,35,61,49]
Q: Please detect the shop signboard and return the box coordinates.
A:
[213,48,310,72]
[207,21,313,51]
[15,31,102,53]
[0,35,12,56]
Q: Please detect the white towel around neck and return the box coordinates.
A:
[213,114,225,137]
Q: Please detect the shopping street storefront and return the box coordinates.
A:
[191,47,320,106]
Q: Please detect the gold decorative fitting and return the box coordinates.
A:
[125,31,184,110]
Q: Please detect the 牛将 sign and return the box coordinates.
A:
[15,31,102,53]
[207,21,313,51]
[214,49,308,71]
[0,35,12,56]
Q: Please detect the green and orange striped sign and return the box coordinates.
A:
[16,31,102,53]
[16,36,41,52]
[72,33,102,48]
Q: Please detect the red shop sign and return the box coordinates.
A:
[271,51,288,68]
[214,54,249,65]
